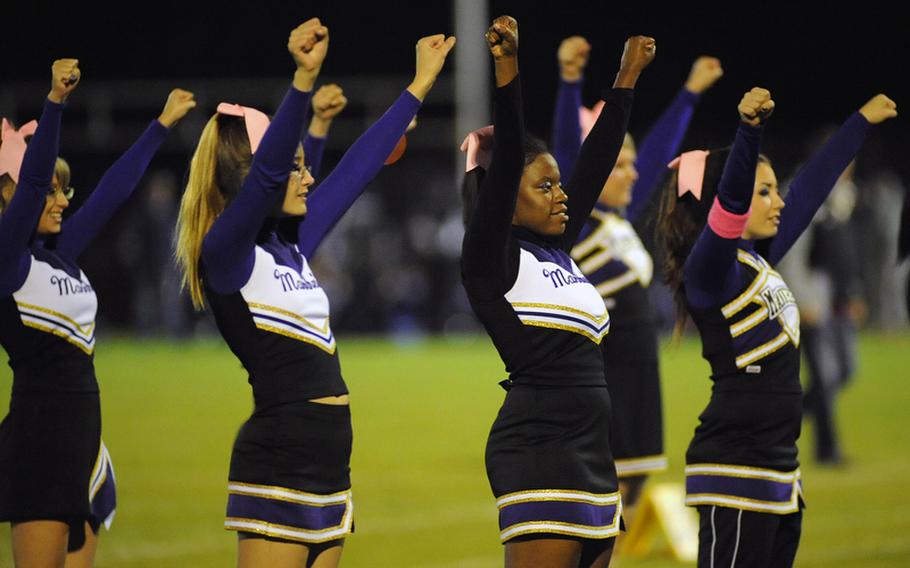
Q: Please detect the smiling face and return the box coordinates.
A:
[36,174,70,235]
[276,148,314,217]
[743,161,785,240]
[598,145,639,208]
[512,153,569,236]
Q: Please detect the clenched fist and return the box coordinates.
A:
[558,36,591,82]
[49,59,80,104]
[859,94,898,124]
[486,15,517,60]
[158,89,196,128]
[738,87,775,127]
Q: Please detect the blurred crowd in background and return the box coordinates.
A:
[3,74,907,341]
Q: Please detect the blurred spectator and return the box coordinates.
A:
[853,165,909,329]
[779,162,863,464]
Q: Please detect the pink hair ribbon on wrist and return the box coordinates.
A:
[0,118,39,183]
[667,149,710,200]
[578,100,605,142]
[460,125,495,172]
[216,103,270,154]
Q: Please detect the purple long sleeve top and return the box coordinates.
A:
[684,112,871,309]
[202,87,421,294]
[0,99,168,296]
[553,78,700,225]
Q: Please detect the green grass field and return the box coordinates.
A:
[1,332,909,567]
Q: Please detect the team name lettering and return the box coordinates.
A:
[274,268,320,292]
[760,286,796,320]
[542,268,588,289]
[49,275,93,296]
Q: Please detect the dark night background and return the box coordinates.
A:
[5,3,907,139]
[2,2,907,333]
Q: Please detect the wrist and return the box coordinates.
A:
[47,90,66,104]
[308,116,331,137]
[494,57,518,87]
[293,68,318,92]
[685,80,705,94]
[406,77,434,101]
[560,67,583,82]
[613,67,642,89]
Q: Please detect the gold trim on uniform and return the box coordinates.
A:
[576,248,614,275]
[227,482,350,506]
[247,302,331,334]
[685,464,801,514]
[224,510,353,543]
[253,323,337,355]
[594,271,639,298]
[16,301,96,336]
[729,305,770,337]
[685,464,800,482]
[497,489,621,507]
[518,320,608,344]
[722,270,768,318]
[88,443,110,500]
[500,517,623,542]
[510,302,610,323]
[20,320,94,355]
[616,454,669,476]
[684,493,800,514]
[735,331,790,368]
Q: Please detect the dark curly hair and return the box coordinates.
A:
[656,148,771,337]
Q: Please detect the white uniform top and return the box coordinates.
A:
[13,255,97,355]
[240,245,336,354]
[505,247,610,344]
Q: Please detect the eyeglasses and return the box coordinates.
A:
[47,184,75,200]
[290,164,312,179]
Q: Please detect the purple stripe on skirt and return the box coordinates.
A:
[227,493,346,530]
[90,462,116,523]
[499,500,617,530]
[686,474,794,503]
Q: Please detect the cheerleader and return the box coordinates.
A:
[552,36,723,528]
[0,60,193,566]
[174,19,453,567]
[656,87,896,567]
[460,15,653,567]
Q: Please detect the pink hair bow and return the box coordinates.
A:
[667,150,710,200]
[0,118,39,183]
[216,103,270,154]
[578,100,605,142]
[460,125,495,172]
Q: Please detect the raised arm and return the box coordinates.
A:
[202,19,325,294]
[550,36,590,180]
[627,56,722,223]
[297,33,455,259]
[764,94,897,264]
[58,88,195,259]
[303,83,347,179]
[684,88,771,308]
[0,59,78,295]
[461,15,525,299]
[562,35,654,248]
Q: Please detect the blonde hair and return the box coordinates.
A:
[176,113,255,309]
[0,157,71,212]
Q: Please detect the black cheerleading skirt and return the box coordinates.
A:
[485,386,622,543]
[0,391,116,552]
[600,319,666,477]
[224,400,354,544]
[604,360,666,477]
